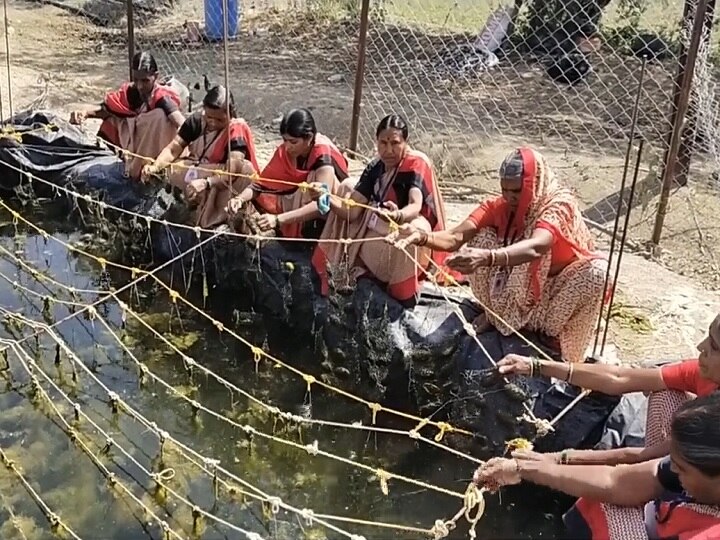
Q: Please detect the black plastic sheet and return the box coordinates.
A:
[0,110,638,456]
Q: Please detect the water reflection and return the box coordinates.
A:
[0,213,566,539]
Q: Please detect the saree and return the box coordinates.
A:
[312,149,450,304]
[565,483,720,539]
[167,117,259,229]
[98,82,181,180]
[251,133,349,239]
[466,147,606,363]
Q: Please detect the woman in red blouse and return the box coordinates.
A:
[494,312,720,468]
[474,393,720,540]
[393,147,606,362]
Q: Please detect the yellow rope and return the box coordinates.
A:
[6,332,455,539]
[0,446,83,539]
[1,203,478,439]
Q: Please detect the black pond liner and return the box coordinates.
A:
[0,110,647,458]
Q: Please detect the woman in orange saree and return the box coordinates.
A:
[225,108,349,240]
[141,85,259,229]
[69,51,184,180]
[310,114,451,308]
[392,147,607,362]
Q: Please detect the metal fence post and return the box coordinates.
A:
[651,0,709,246]
[126,0,136,79]
[348,0,371,152]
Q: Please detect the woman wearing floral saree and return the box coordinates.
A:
[392,147,606,362]
[141,85,259,229]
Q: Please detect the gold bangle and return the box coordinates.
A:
[490,250,497,266]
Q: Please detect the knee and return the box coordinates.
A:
[472,227,499,248]
[338,177,358,197]
[568,258,607,293]
[409,216,431,232]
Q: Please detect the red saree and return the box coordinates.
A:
[255,133,349,238]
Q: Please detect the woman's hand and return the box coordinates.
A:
[140,163,160,183]
[186,178,209,204]
[511,449,559,464]
[307,182,327,201]
[255,213,280,233]
[226,196,244,218]
[378,200,401,223]
[386,223,424,249]
[473,458,522,490]
[497,354,533,376]
[445,248,492,273]
[69,111,87,125]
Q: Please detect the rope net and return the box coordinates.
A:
[0,201,509,539]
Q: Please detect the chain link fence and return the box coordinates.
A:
[4,0,718,286]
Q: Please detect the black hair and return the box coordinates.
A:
[499,149,524,181]
[375,114,409,140]
[203,84,237,118]
[671,393,720,477]
[131,51,158,74]
[279,108,317,139]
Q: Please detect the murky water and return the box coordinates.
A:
[0,210,567,539]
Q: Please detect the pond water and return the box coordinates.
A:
[0,210,568,539]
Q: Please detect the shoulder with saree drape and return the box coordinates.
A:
[251,133,349,238]
[464,146,607,363]
[164,114,259,230]
[98,82,182,180]
[312,147,452,307]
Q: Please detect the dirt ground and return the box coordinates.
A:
[1,2,719,362]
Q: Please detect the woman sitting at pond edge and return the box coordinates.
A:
[474,393,720,539]
[141,85,259,229]
[311,114,450,308]
[493,312,720,468]
[225,108,349,240]
[69,51,184,181]
[392,147,606,362]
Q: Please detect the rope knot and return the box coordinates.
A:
[431,519,451,539]
[203,457,220,468]
[302,374,316,392]
[48,512,60,528]
[368,402,382,424]
[268,496,281,514]
[434,422,454,442]
[376,469,390,496]
[300,508,315,526]
[305,440,319,456]
[462,322,477,338]
[153,468,176,482]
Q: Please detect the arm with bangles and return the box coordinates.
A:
[142,135,187,177]
[516,355,669,396]
[499,354,671,466]
[506,458,664,507]
[324,187,367,222]
[273,165,337,228]
[204,150,249,189]
[551,440,671,467]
